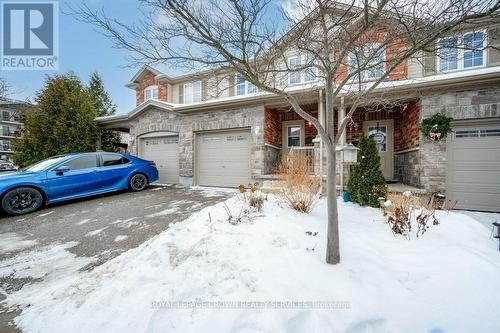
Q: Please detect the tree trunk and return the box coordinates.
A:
[324,82,340,265]
[325,144,340,264]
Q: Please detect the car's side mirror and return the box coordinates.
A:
[55,165,70,175]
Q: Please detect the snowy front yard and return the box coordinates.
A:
[3,193,500,333]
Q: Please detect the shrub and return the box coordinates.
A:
[238,182,265,212]
[347,136,387,207]
[382,191,440,238]
[276,153,320,213]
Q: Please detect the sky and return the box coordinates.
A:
[1,0,292,115]
[1,0,145,114]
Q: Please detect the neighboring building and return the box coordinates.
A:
[98,16,500,212]
[0,98,31,162]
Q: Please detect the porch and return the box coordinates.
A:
[261,98,422,191]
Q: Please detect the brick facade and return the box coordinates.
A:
[135,70,168,105]
[264,108,282,147]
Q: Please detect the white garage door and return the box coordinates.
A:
[139,136,179,184]
[196,129,251,187]
[446,122,500,212]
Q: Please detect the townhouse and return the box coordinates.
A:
[98,19,500,212]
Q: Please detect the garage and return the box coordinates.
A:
[196,129,251,187]
[139,134,179,184]
[446,121,500,212]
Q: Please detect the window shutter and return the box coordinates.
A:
[228,75,235,97]
[423,51,436,76]
[488,27,500,66]
[178,84,184,104]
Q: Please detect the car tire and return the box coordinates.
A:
[1,187,44,215]
[129,173,148,191]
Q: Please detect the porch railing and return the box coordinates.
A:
[289,146,315,174]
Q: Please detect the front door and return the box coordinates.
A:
[363,120,394,180]
[282,120,305,154]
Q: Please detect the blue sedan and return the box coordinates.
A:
[0,152,159,215]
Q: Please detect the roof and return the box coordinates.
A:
[100,65,500,126]
[0,97,31,106]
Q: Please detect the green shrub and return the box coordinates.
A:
[347,136,387,207]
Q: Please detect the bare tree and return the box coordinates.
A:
[0,78,10,99]
[72,0,500,264]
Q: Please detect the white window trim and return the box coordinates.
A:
[144,85,159,101]
[348,43,386,82]
[286,124,302,148]
[234,74,257,96]
[436,30,487,73]
[183,81,202,104]
[288,55,318,86]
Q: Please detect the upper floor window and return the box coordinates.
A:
[348,44,385,81]
[144,85,159,101]
[184,81,201,104]
[437,31,485,72]
[235,74,256,96]
[2,111,10,121]
[288,54,317,85]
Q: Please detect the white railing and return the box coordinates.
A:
[289,146,315,173]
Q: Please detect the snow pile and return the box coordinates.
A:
[4,195,500,333]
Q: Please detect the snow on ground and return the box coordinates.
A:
[0,241,93,281]
[0,233,37,254]
[456,210,500,231]
[3,194,500,333]
[114,235,129,242]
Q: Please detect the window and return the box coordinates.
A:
[101,153,128,167]
[2,111,10,121]
[144,85,159,101]
[184,81,201,104]
[2,126,9,136]
[60,155,98,171]
[464,32,485,68]
[235,74,256,96]
[437,31,485,72]
[348,44,385,81]
[288,54,317,85]
[456,128,500,138]
[367,125,387,152]
[287,125,302,147]
[438,37,458,71]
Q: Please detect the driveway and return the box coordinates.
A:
[0,185,232,332]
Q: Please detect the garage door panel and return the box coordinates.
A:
[196,130,251,187]
[450,170,500,184]
[140,136,179,184]
[447,122,500,212]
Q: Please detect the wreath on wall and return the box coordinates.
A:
[419,113,453,141]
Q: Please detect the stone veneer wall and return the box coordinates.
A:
[129,105,266,185]
[263,144,281,174]
[419,85,500,192]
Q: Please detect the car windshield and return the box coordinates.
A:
[23,156,67,172]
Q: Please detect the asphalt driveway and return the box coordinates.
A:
[0,185,232,332]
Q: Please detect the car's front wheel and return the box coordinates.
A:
[129,173,148,191]
[1,187,44,215]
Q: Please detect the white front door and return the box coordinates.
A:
[364,120,394,180]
